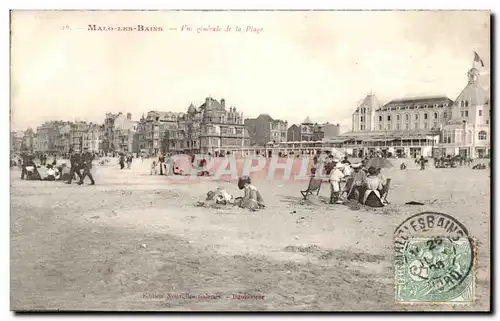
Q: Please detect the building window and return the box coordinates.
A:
[396,123,400,130]
[465,101,469,107]
[443,112,447,118]
[478,131,487,140]
[396,114,400,121]
[379,115,382,122]
[461,111,464,117]
[424,104,428,108]
[465,110,468,117]
[404,123,409,130]
[414,123,419,130]
[360,116,365,122]
[387,115,391,121]
[479,110,483,116]
[405,114,409,121]
[360,125,365,131]
[460,101,464,107]
[414,114,419,120]
[424,113,428,120]
[434,112,438,119]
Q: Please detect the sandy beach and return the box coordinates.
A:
[10,158,490,311]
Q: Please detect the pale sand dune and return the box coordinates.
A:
[10,158,490,311]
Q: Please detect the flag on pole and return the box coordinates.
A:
[474,51,485,67]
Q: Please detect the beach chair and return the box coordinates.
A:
[300,177,323,199]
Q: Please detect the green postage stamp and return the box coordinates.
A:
[394,212,476,304]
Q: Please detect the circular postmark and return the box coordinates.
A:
[393,212,475,303]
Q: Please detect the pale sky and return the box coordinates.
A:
[10,10,490,131]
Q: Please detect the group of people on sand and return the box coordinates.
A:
[434,155,473,168]
[118,153,134,170]
[197,176,265,211]
[151,153,176,176]
[311,151,390,208]
[17,149,96,186]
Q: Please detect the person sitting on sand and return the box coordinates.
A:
[324,155,335,175]
[196,187,236,208]
[347,163,366,202]
[400,162,407,170]
[362,167,385,208]
[236,176,265,211]
[43,164,57,181]
[58,164,71,181]
[173,166,184,175]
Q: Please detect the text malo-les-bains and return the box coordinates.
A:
[88,25,163,32]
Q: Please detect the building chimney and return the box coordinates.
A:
[221,98,226,108]
[205,97,210,107]
[127,113,132,120]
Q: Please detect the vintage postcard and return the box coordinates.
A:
[10,10,490,311]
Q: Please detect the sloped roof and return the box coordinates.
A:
[382,96,453,109]
[356,94,381,111]
[454,82,489,106]
[199,97,224,110]
[302,116,313,124]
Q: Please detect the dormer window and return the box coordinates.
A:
[424,104,428,108]
[433,104,438,108]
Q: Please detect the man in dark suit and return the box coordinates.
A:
[65,149,83,184]
[78,149,95,185]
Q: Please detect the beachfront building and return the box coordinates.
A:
[344,67,490,158]
[136,111,182,156]
[102,112,138,154]
[170,97,251,156]
[244,114,288,146]
[35,121,61,153]
[10,130,24,152]
[21,128,35,152]
[287,117,316,142]
[438,67,491,158]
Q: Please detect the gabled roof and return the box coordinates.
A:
[199,97,223,110]
[302,116,313,124]
[356,94,381,112]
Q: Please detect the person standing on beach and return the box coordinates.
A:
[165,154,174,176]
[65,150,83,184]
[158,153,166,175]
[126,153,133,169]
[329,162,345,204]
[417,156,427,170]
[119,153,125,170]
[78,149,95,186]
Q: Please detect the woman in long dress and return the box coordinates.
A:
[236,176,265,211]
[362,166,385,207]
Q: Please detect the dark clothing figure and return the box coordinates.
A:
[78,152,95,185]
[66,153,83,183]
[158,155,165,175]
[119,155,125,170]
[20,154,30,180]
[418,157,427,170]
